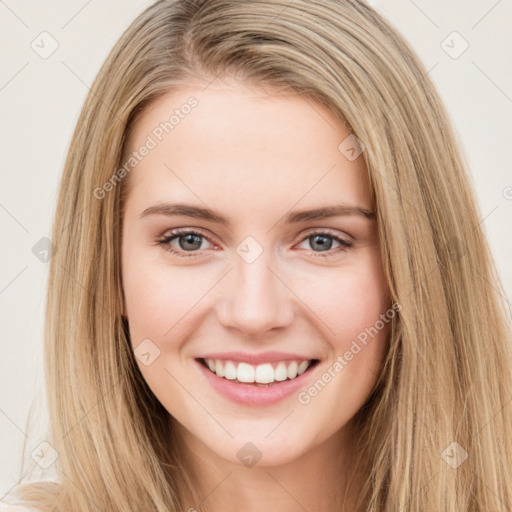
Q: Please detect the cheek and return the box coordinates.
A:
[122,247,211,342]
[303,260,389,348]
[121,254,200,411]
[294,260,390,422]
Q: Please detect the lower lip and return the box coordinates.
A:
[195,359,318,406]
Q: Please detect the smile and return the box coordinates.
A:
[199,357,317,386]
[195,356,320,406]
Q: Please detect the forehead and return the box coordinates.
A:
[122,81,371,213]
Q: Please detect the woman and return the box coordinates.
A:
[3,0,511,511]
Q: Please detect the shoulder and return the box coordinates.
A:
[0,502,43,512]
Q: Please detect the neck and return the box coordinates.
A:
[173,419,362,512]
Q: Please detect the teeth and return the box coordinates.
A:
[287,361,298,379]
[297,360,309,375]
[237,362,255,382]
[204,358,314,384]
[224,361,237,380]
[215,359,225,377]
[255,363,274,383]
[274,362,288,381]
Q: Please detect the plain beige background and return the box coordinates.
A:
[1,0,511,498]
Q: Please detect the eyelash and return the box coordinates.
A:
[156,227,353,259]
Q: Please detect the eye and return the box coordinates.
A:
[157,228,216,258]
[295,230,353,258]
[156,228,353,259]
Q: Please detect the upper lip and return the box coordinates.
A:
[197,351,317,365]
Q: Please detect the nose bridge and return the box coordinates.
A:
[217,237,294,336]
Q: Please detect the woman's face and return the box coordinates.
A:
[121,80,391,467]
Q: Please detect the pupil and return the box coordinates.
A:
[179,234,202,250]
[311,234,332,251]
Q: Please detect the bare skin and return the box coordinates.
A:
[121,78,390,512]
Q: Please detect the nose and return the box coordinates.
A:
[216,247,295,339]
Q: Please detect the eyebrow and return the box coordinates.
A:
[139,202,375,225]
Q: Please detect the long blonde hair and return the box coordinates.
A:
[7,0,511,510]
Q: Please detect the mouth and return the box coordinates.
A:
[196,357,320,387]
